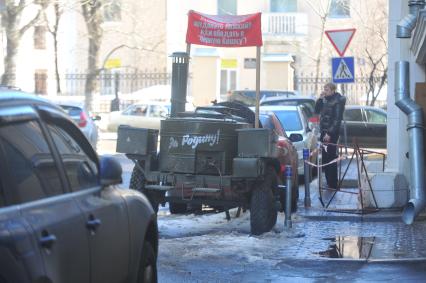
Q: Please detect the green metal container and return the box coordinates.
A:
[159,117,249,174]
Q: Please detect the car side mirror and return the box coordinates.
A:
[99,155,122,186]
[289,133,303,143]
[92,115,101,121]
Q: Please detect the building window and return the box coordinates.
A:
[34,26,46,49]
[270,0,297,13]
[220,69,237,95]
[103,0,121,22]
[35,70,47,95]
[329,0,350,18]
[218,0,237,15]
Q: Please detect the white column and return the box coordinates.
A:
[386,0,410,174]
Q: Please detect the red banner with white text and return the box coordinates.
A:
[186,10,263,47]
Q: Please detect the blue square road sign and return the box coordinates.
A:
[332,57,355,84]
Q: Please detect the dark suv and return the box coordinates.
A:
[0,91,158,283]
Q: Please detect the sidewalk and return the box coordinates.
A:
[288,158,426,262]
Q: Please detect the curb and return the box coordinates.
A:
[295,206,426,222]
[279,257,426,264]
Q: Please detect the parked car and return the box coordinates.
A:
[260,95,320,133]
[260,105,318,176]
[0,90,159,283]
[228,90,297,106]
[107,101,194,132]
[48,99,100,149]
[340,105,387,148]
[62,103,100,148]
[260,95,316,118]
[258,112,300,207]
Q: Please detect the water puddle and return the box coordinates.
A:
[315,236,376,259]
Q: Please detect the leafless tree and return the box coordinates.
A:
[1,0,46,86]
[43,0,67,94]
[81,0,103,111]
[303,0,332,94]
[352,0,388,106]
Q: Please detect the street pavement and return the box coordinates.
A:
[98,133,426,281]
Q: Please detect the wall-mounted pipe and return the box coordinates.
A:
[396,0,425,38]
[394,61,426,224]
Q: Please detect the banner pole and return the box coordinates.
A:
[186,43,191,102]
[255,46,260,128]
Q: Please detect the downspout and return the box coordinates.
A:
[395,61,425,224]
[396,0,425,38]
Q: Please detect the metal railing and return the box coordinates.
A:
[262,13,308,36]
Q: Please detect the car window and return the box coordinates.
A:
[150,105,168,117]
[344,109,363,122]
[273,110,303,131]
[47,123,98,191]
[365,110,386,124]
[60,105,82,117]
[260,115,274,130]
[299,105,313,119]
[123,105,148,116]
[0,120,63,204]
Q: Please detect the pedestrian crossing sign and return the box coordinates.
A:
[332,57,355,83]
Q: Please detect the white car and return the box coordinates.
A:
[260,105,318,176]
[107,101,195,132]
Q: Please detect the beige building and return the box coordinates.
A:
[167,0,388,106]
[0,0,167,96]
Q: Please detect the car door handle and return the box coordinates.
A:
[39,231,57,249]
[86,216,101,230]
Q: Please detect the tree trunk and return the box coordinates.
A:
[2,37,19,86]
[85,31,101,112]
[53,35,61,94]
[82,1,103,112]
[1,15,19,86]
[314,17,327,94]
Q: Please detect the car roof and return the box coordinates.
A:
[0,90,62,108]
[233,89,296,93]
[345,105,387,112]
[259,105,300,111]
[261,95,315,103]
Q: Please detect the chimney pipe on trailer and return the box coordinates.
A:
[170,52,189,117]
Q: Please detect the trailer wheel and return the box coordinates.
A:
[250,167,277,235]
[130,166,160,213]
[169,202,187,214]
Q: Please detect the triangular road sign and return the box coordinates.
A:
[334,59,353,80]
[325,28,356,57]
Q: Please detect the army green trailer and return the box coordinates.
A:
[118,106,298,235]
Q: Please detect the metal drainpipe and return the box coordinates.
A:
[395,61,425,224]
[397,0,425,38]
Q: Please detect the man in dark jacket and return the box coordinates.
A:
[315,83,346,190]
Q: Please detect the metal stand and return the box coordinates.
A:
[317,142,383,214]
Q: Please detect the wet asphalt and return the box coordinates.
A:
[99,136,426,282]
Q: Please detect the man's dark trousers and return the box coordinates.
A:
[321,133,339,189]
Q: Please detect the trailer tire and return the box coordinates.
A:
[137,241,157,283]
[169,202,187,214]
[130,166,160,213]
[250,167,277,235]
